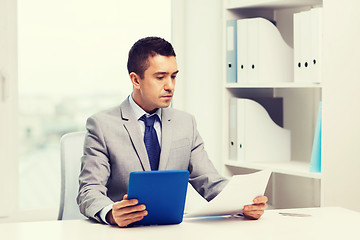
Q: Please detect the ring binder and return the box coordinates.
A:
[237,17,293,83]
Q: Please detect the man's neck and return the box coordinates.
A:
[129,94,161,119]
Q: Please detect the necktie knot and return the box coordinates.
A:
[140,114,159,127]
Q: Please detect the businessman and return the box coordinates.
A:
[77,37,268,228]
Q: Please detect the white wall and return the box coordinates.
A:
[322,0,360,211]
[171,0,186,111]
[172,0,223,170]
[0,0,18,219]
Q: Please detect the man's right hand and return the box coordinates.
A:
[106,194,148,227]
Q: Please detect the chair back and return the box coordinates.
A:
[58,131,87,220]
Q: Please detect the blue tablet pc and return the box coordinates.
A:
[127,170,189,226]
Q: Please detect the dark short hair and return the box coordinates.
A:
[127,37,176,79]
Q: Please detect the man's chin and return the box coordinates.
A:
[158,101,172,109]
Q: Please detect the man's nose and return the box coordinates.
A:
[164,77,175,92]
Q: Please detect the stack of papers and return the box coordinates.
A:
[185,170,272,218]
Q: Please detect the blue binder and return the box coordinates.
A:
[226,20,237,83]
[127,170,189,226]
[310,102,322,172]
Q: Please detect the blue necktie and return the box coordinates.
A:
[140,114,161,171]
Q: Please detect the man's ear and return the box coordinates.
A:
[130,72,141,89]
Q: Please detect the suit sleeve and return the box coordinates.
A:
[77,116,114,222]
[188,115,229,201]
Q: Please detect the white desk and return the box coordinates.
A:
[1,207,360,240]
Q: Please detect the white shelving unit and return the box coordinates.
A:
[225,160,321,179]
[225,82,322,89]
[226,0,322,9]
[221,0,323,209]
[178,0,360,212]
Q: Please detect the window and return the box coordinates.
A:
[17,0,171,212]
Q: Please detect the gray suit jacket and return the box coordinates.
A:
[77,98,228,222]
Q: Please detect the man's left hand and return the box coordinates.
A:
[243,195,268,220]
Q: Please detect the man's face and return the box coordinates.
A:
[134,55,178,113]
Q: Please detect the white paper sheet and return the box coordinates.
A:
[185,170,272,218]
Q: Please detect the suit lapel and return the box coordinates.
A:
[120,99,151,171]
[158,108,173,170]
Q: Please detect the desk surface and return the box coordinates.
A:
[1,207,360,240]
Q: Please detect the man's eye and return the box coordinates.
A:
[171,75,177,79]
[157,76,164,80]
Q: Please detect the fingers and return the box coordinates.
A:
[243,210,265,220]
[113,209,148,227]
[253,195,268,204]
[243,205,266,220]
[116,215,147,228]
[242,195,268,220]
[244,203,267,211]
[113,198,140,212]
[113,201,147,216]
[111,197,148,228]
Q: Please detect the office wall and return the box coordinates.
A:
[171,1,186,111]
[172,0,223,170]
[322,0,360,211]
[0,0,18,219]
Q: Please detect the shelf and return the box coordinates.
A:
[225,82,322,89]
[225,0,322,9]
[224,160,321,179]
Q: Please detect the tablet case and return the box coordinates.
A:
[127,170,189,226]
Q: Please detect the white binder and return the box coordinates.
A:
[226,20,237,83]
[229,98,291,163]
[237,17,293,83]
[237,19,248,83]
[293,11,303,83]
[311,8,323,83]
[301,10,313,82]
[229,98,245,161]
[294,8,323,83]
[247,18,259,83]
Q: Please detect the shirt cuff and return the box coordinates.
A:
[99,204,113,225]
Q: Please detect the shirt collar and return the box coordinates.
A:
[129,94,162,121]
